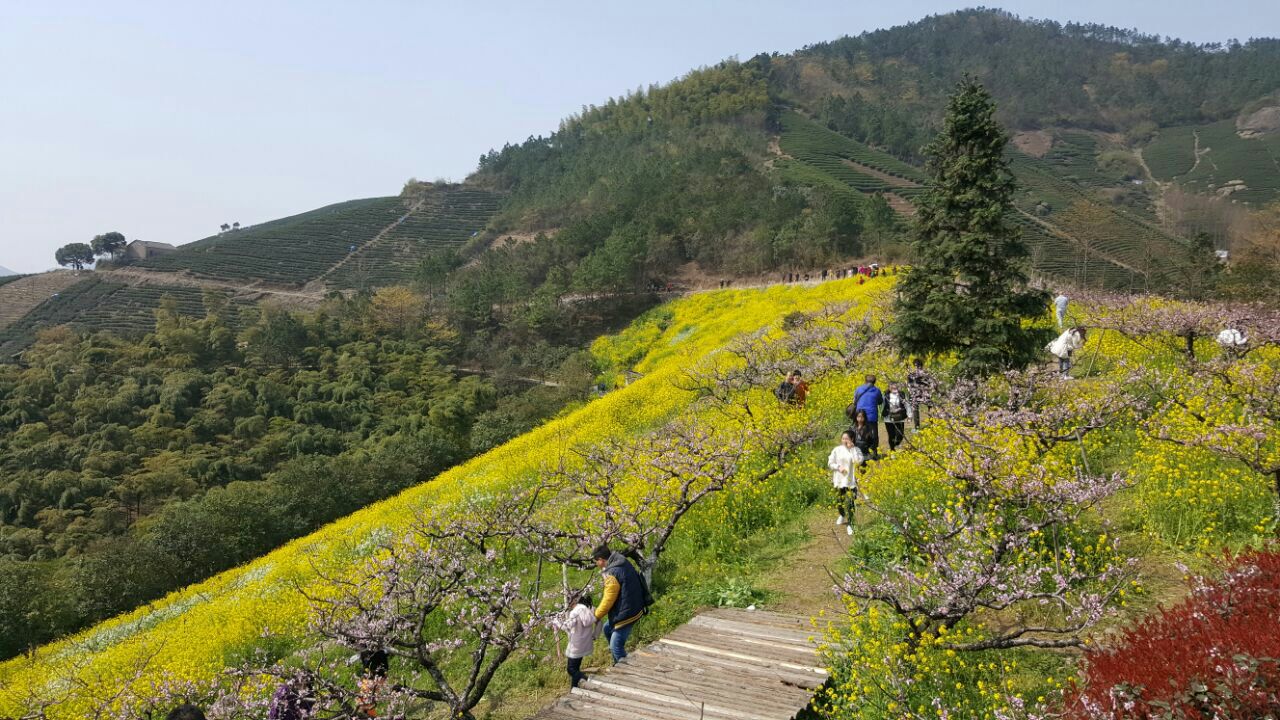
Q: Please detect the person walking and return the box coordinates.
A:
[1054,294,1069,329]
[827,430,862,535]
[558,593,596,688]
[850,410,876,467]
[1047,327,1087,377]
[592,545,649,664]
[853,375,883,458]
[882,382,912,451]
[906,358,930,430]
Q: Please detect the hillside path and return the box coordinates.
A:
[101,267,327,306]
[528,608,826,720]
[302,197,428,293]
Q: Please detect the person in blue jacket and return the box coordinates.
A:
[853,374,883,459]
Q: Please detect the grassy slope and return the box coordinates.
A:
[0,278,889,716]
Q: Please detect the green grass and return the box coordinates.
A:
[0,275,24,290]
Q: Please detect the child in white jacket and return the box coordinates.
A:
[828,430,863,535]
[557,593,596,688]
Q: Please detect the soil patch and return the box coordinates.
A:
[1013,130,1054,157]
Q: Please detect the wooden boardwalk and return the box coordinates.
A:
[531,608,827,720]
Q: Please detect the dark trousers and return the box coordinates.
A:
[834,487,855,521]
[886,420,906,451]
[567,656,586,687]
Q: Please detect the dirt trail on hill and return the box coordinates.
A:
[883,192,917,217]
[840,159,921,188]
[101,267,326,306]
[761,507,851,617]
[1015,208,1144,274]
[303,197,428,293]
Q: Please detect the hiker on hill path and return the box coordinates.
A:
[1054,294,1069,328]
[557,593,596,688]
[1047,327,1087,377]
[592,545,650,664]
[850,410,876,467]
[853,375,883,458]
[827,430,862,535]
[906,358,931,429]
[882,382,912,451]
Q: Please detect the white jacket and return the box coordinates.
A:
[827,444,861,489]
[559,603,596,659]
[1047,329,1083,359]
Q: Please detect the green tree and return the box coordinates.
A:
[892,78,1049,376]
[54,243,95,270]
[90,232,127,259]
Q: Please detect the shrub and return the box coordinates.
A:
[1066,550,1280,718]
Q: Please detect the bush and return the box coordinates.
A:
[1066,550,1280,718]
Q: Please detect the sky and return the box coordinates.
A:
[2,1,1276,274]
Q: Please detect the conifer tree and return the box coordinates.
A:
[892,78,1049,375]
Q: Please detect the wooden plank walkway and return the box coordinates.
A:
[531,608,828,720]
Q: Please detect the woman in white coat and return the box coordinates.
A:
[827,430,863,535]
[1047,326,1087,377]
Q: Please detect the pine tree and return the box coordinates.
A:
[892,78,1049,376]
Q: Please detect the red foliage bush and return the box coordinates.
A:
[1065,549,1280,719]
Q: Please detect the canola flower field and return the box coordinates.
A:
[0,277,890,717]
[3,276,1276,720]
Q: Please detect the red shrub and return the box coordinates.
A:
[1066,549,1280,719]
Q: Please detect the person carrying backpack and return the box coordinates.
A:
[882,381,912,452]
[592,545,650,664]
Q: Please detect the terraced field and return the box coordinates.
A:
[1009,152,1191,287]
[140,197,408,287]
[777,113,1166,289]
[326,188,502,290]
[1039,130,1131,188]
[0,271,88,331]
[779,112,928,192]
[1144,120,1280,204]
[0,277,250,357]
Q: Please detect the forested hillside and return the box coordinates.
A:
[0,290,595,658]
[3,5,1279,684]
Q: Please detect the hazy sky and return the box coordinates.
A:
[2,1,1276,273]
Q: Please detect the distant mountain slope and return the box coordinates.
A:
[0,266,17,277]
[135,185,503,290]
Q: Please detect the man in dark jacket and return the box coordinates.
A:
[592,545,648,663]
[881,381,912,451]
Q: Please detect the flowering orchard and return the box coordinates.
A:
[0,278,895,718]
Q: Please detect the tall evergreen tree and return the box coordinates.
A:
[892,78,1049,376]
